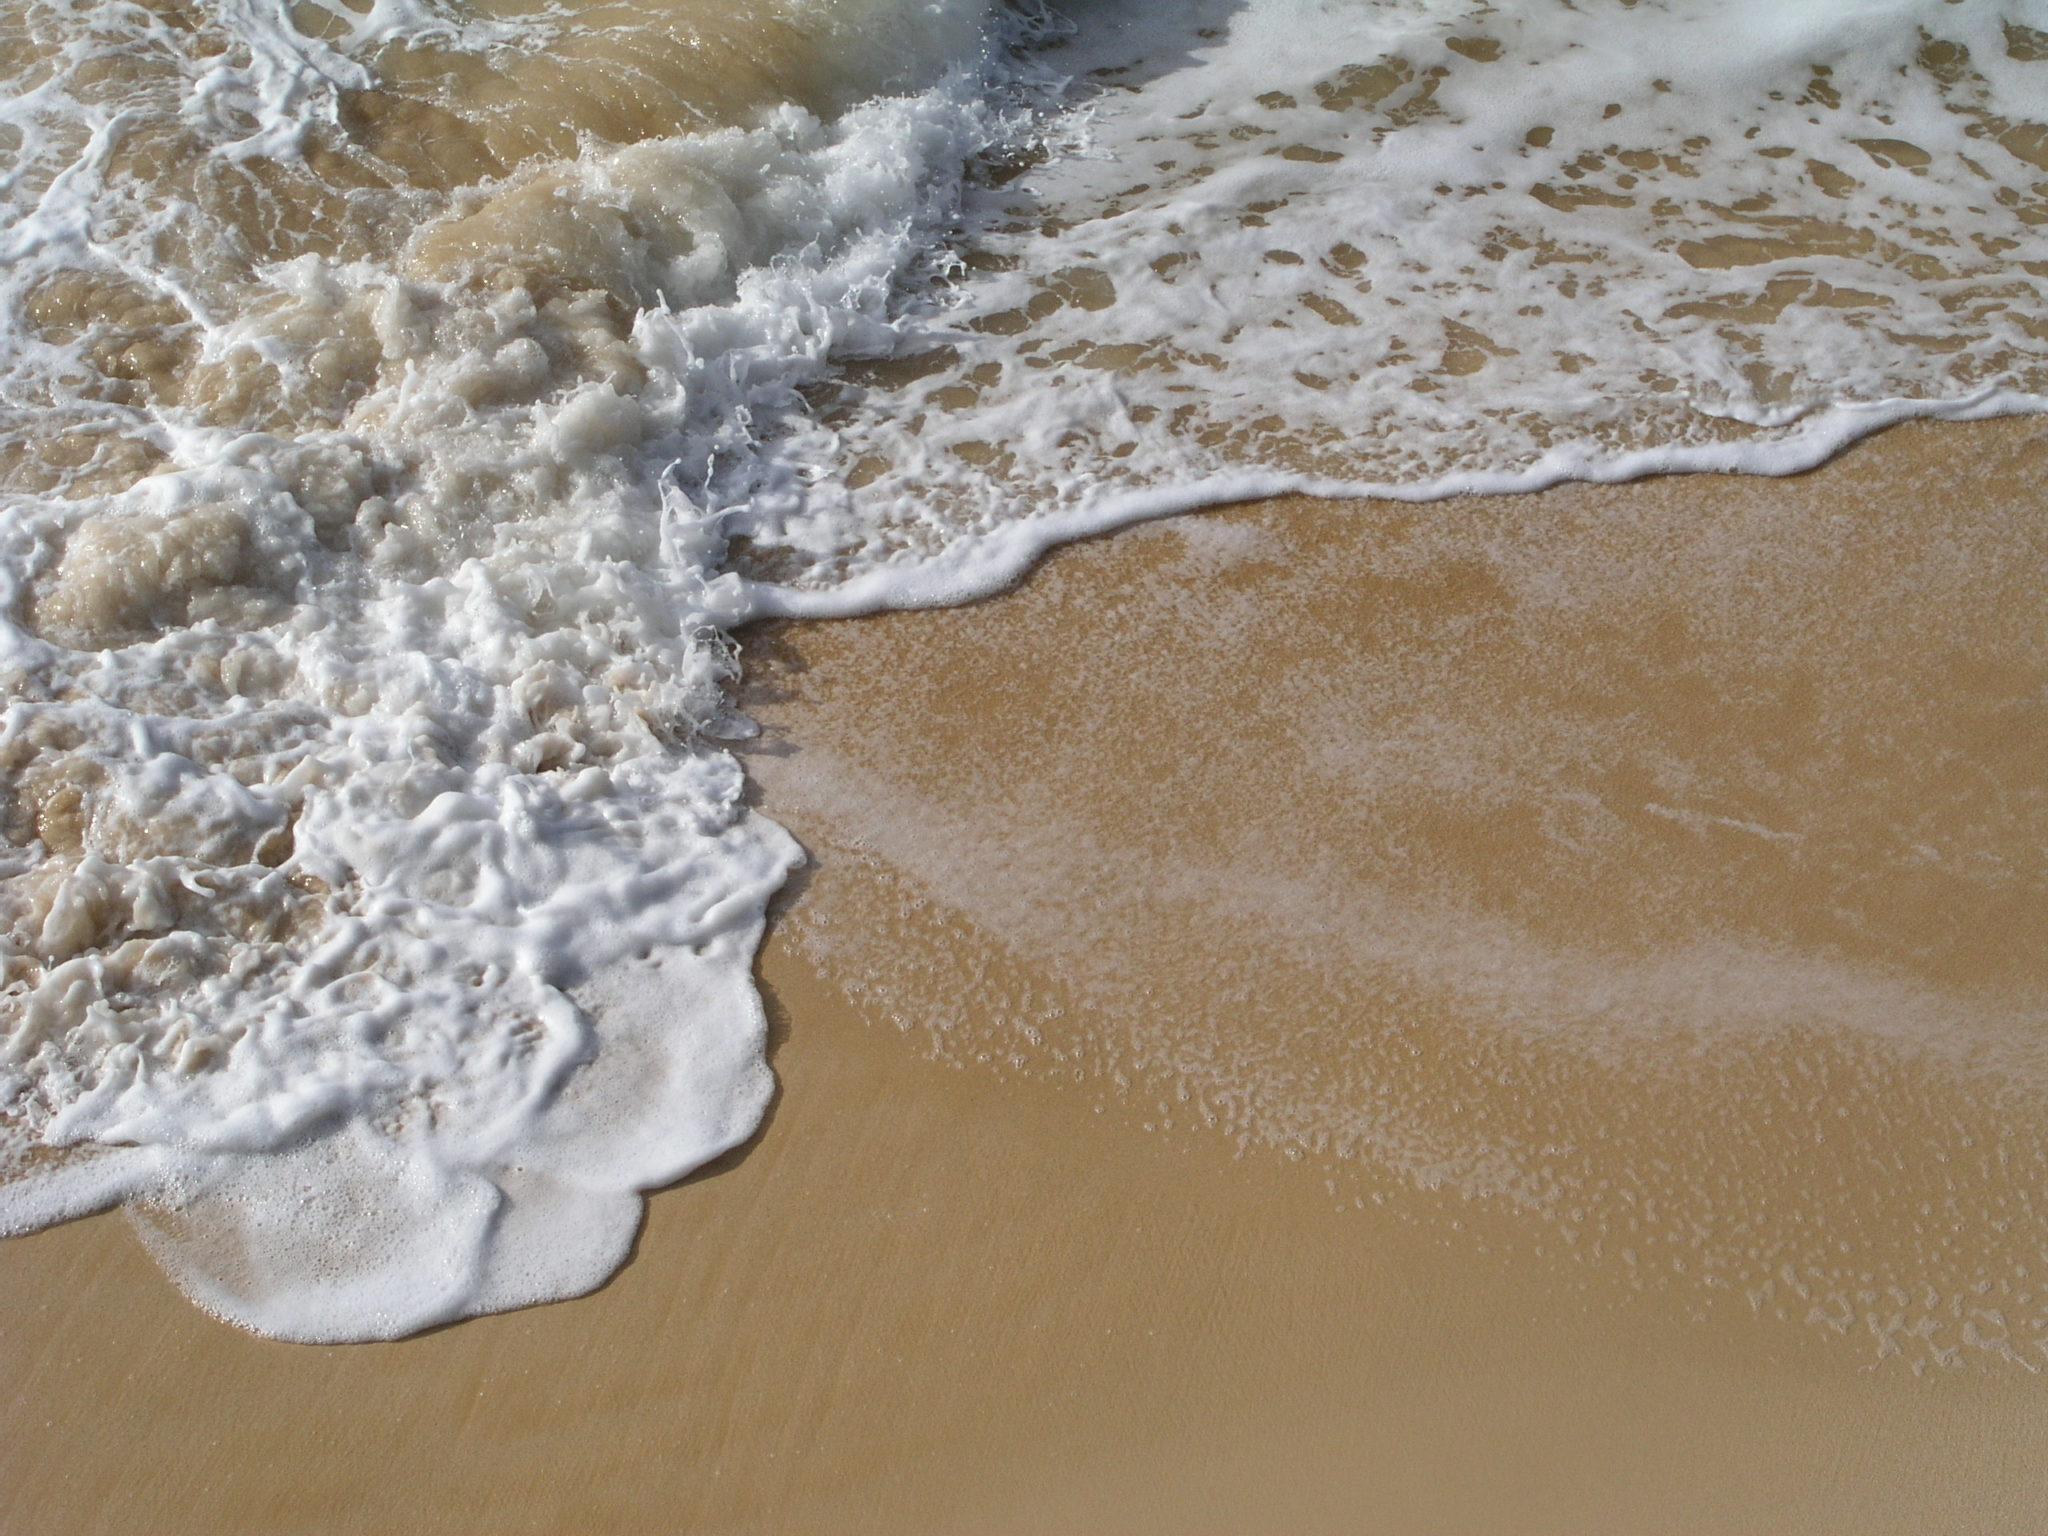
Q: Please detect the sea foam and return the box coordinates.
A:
[0,0,1016,1339]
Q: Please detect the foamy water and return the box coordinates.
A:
[0,0,2042,1338]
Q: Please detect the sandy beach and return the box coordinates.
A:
[3,416,2045,1532]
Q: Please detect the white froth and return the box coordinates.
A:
[1,0,2045,1339]
[736,0,2048,600]
[0,0,1011,1337]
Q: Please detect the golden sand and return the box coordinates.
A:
[4,417,2046,1532]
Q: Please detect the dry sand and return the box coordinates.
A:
[4,417,2047,1533]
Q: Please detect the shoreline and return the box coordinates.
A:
[5,415,2047,1532]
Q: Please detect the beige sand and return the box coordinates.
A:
[4,417,2047,1532]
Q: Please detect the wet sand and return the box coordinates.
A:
[4,417,2047,1532]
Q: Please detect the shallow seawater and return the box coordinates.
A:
[744,414,2048,1375]
[0,0,2043,1339]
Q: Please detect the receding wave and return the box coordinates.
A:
[0,0,2042,1339]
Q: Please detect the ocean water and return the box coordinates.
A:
[0,0,2042,1340]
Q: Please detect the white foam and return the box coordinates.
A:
[0,0,1014,1338]
[733,0,2048,589]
